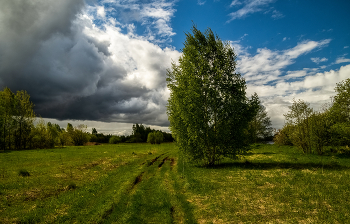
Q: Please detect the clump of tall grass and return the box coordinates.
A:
[67,182,77,190]
[18,169,30,177]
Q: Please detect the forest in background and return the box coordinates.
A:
[0,86,272,151]
[0,87,173,150]
[274,78,350,154]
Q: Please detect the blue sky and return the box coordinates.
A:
[0,0,349,134]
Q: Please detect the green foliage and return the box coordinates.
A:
[109,136,122,144]
[147,131,164,144]
[280,99,331,154]
[131,123,173,143]
[70,124,89,146]
[31,118,53,149]
[309,111,329,154]
[166,25,259,165]
[132,123,152,142]
[284,99,313,153]
[331,78,350,122]
[0,87,35,150]
[30,119,65,149]
[274,124,294,146]
[89,134,98,142]
[329,122,350,146]
[328,78,350,146]
[246,98,273,143]
[147,132,156,144]
[276,79,350,154]
[155,132,164,144]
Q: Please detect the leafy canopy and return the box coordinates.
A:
[246,94,273,143]
[166,25,259,165]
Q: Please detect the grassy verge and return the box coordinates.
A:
[1,143,349,223]
[182,144,350,223]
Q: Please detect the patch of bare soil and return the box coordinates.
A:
[84,142,101,146]
[158,157,169,168]
[148,156,160,166]
[131,172,145,190]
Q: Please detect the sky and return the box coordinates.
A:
[0,0,349,135]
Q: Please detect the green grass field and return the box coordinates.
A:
[1,143,350,223]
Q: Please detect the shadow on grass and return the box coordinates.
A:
[0,150,12,154]
[243,152,276,155]
[204,161,349,171]
[335,153,350,159]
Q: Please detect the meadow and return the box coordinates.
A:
[1,143,350,223]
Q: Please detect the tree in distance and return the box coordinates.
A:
[68,124,88,146]
[329,78,350,146]
[166,25,259,166]
[246,94,273,143]
[275,80,350,154]
[0,87,35,150]
[147,131,164,144]
[109,136,122,144]
[284,99,313,153]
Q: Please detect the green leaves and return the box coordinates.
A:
[167,25,259,165]
[0,87,35,150]
[276,79,350,153]
[147,131,164,144]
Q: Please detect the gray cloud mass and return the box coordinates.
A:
[0,0,180,127]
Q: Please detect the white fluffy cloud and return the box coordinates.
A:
[232,39,331,84]
[311,57,328,64]
[234,38,350,129]
[335,57,350,64]
[230,37,350,129]
[254,65,350,128]
[228,0,277,22]
[96,0,176,42]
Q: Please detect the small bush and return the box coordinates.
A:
[18,169,30,177]
[147,131,164,144]
[147,132,156,144]
[109,136,122,144]
[273,125,293,146]
[89,134,98,142]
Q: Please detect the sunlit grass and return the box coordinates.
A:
[1,143,349,223]
[182,144,350,223]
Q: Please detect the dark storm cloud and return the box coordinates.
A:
[0,0,180,126]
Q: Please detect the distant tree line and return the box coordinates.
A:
[96,123,173,144]
[128,123,173,143]
[274,78,350,154]
[0,87,173,150]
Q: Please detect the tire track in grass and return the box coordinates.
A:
[148,153,167,167]
[71,152,160,223]
[103,152,183,223]
[159,157,169,168]
[162,156,197,224]
[100,150,197,223]
[100,152,168,223]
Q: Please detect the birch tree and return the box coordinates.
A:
[167,26,259,165]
